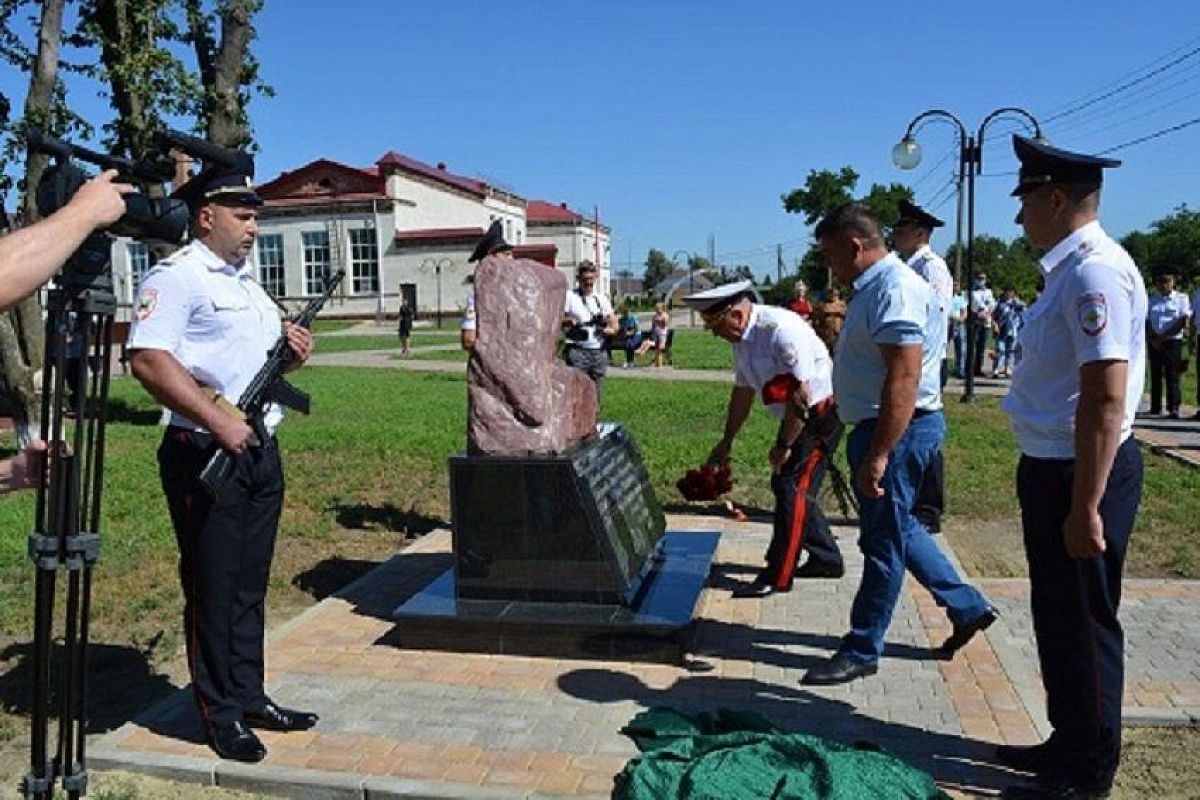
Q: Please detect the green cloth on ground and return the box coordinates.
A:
[615,707,951,800]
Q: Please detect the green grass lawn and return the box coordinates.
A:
[406,328,736,369]
[0,371,1192,646]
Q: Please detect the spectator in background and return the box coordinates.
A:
[968,272,996,377]
[948,279,968,379]
[786,280,813,320]
[1192,283,1200,419]
[396,295,414,356]
[811,286,847,352]
[1146,271,1191,418]
[618,305,643,368]
[642,302,671,368]
[990,287,1025,378]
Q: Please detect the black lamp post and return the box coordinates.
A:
[893,107,1048,403]
[672,249,694,327]
[420,257,454,329]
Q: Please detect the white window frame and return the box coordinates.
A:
[256,233,285,297]
[348,228,378,295]
[301,230,331,296]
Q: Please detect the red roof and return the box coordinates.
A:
[526,199,596,223]
[375,151,491,198]
[257,158,383,200]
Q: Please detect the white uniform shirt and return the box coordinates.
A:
[563,288,614,350]
[128,240,285,433]
[969,285,996,322]
[461,290,476,332]
[1147,290,1191,340]
[733,305,833,420]
[1001,221,1148,459]
[906,245,953,318]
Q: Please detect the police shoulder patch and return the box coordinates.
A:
[135,288,158,321]
[1076,292,1107,337]
[777,340,799,367]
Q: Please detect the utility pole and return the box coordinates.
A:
[776,244,784,283]
[708,234,718,281]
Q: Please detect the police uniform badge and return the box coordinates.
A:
[135,288,158,321]
[1076,292,1108,337]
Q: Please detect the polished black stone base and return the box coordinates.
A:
[394,531,719,663]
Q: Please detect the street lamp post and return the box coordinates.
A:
[419,257,454,329]
[671,249,694,327]
[893,107,1047,403]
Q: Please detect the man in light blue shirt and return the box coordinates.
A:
[801,204,994,687]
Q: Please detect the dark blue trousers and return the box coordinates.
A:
[1017,437,1142,790]
[159,430,284,726]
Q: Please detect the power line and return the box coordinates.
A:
[1049,63,1200,138]
[1096,115,1200,155]
[1059,85,1200,147]
[1042,42,1200,124]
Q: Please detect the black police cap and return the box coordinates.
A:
[896,199,944,229]
[171,151,261,209]
[468,220,513,263]
[1011,135,1121,197]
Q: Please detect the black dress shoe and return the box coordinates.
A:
[801,653,878,686]
[939,606,999,657]
[995,740,1060,773]
[732,578,777,599]
[208,720,266,762]
[1001,777,1110,799]
[244,699,319,732]
[794,560,844,579]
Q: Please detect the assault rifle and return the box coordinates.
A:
[199,270,345,497]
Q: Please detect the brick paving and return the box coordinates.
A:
[98,512,1196,799]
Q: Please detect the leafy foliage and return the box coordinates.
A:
[1122,205,1200,286]
[642,247,674,292]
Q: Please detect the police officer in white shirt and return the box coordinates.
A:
[562,260,616,395]
[1192,285,1200,418]
[128,156,318,764]
[686,281,845,598]
[462,220,514,350]
[893,200,952,534]
[967,272,996,377]
[998,135,1147,800]
[1146,272,1191,418]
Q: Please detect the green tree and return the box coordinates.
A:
[781,166,857,224]
[642,247,673,292]
[1124,205,1200,286]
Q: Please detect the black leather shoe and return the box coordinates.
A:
[794,560,845,579]
[995,740,1060,774]
[801,653,878,686]
[244,699,319,732]
[1000,777,1110,799]
[939,606,999,657]
[732,578,777,599]
[208,720,266,762]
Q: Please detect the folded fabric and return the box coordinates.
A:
[615,707,950,800]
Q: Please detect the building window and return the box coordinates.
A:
[128,241,150,286]
[348,228,378,294]
[301,230,331,295]
[256,234,285,296]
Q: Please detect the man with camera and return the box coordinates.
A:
[563,260,617,395]
[0,169,132,492]
[128,157,317,764]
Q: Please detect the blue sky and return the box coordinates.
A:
[3,1,1198,279]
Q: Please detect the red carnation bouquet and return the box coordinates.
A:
[676,462,733,501]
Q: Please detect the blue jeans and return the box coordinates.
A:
[839,412,990,664]
[993,333,1017,374]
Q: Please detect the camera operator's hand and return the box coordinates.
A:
[0,169,135,311]
[0,439,48,493]
[70,169,135,226]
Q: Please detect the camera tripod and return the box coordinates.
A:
[23,249,116,800]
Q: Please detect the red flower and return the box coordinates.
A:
[761,373,799,406]
[677,463,733,501]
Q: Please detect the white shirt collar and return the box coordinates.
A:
[1038,220,1102,277]
[906,244,933,265]
[194,239,248,275]
[740,303,761,342]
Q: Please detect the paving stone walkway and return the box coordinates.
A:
[89,513,1200,799]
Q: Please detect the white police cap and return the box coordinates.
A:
[682,280,761,313]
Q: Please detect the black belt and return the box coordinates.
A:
[857,407,938,426]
